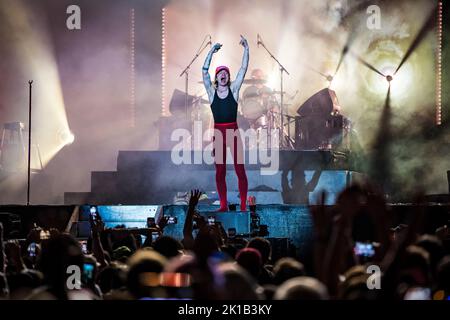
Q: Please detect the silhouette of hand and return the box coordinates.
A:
[158,216,169,230]
[189,189,202,208]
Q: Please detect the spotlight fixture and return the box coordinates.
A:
[58,129,75,145]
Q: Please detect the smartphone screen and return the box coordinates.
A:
[83,263,95,282]
[79,241,88,254]
[151,232,159,241]
[167,216,177,224]
[28,242,37,257]
[208,216,215,226]
[90,206,98,220]
[354,242,375,257]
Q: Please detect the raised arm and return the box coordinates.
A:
[231,35,249,101]
[203,43,222,103]
[182,189,202,250]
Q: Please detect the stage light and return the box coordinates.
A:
[2,1,71,168]
[365,60,414,103]
[58,130,75,146]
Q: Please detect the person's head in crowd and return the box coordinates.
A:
[37,233,84,299]
[193,225,221,264]
[398,245,431,290]
[415,235,445,278]
[436,256,450,295]
[112,246,132,262]
[6,269,43,299]
[338,265,379,300]
[112,232,139,254]
[262,284,277,300]
[220,244,238,260]
[97,262,128,297]
[152,236,183,259]
[163,253,222,300]
[274,276,329,300]
[217,262,262,300]
[126,249,168,299]
[247,237,272,265]
[236,248,262,280]
[273,257,305,285]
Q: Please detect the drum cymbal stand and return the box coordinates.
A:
[257,34,290,149]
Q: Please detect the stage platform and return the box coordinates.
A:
[64,150,365,205]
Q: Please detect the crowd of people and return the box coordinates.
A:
[0,185,449,300]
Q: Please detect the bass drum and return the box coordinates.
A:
[241,86,265,120]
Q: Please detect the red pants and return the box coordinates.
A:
[213,122,248,211]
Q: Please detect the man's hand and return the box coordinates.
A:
[239,35,248,49]
[211,43,222,54]
[90,212,105,236]
[188,189,202,208]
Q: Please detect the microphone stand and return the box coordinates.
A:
[27,80,33,205]
[179,36,211,119]
[257,35,290,149]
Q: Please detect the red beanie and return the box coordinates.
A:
[215,66,230,78]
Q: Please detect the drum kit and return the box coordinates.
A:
[191,72,349,151]
[238,77,296,149]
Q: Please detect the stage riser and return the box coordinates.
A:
[80,170,362,205]
[65,150,360,205]
[116,150,343,172]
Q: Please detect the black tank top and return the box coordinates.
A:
[211,89,238,123]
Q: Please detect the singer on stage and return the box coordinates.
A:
[202,35,249,212]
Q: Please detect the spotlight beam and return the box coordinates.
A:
[333,29,356,77]
[394,5,438,75]
[351,52,386,77]
[305,65,329,79]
